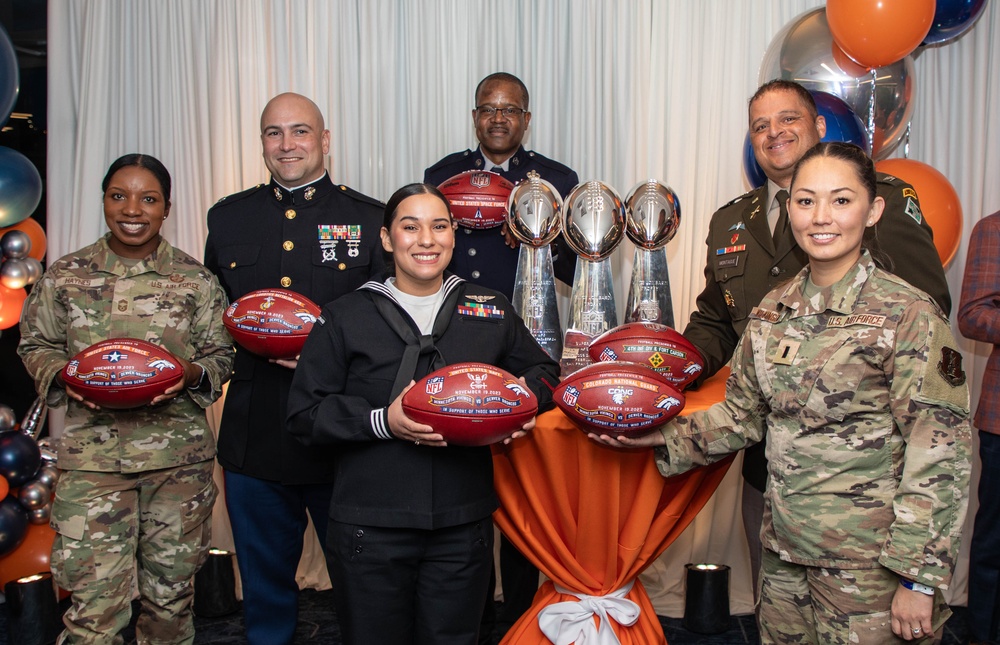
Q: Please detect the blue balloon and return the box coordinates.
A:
[0,24,17,127]
[923,0,988,46]
[0,496,29,557]
[0,147,43,228]
[0,431,41,487]
[812,91,869,152]
[742,91,869,188]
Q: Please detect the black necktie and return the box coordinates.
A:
[773,189,789,249]
[491,165,503,174]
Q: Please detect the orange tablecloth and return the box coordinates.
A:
[492,369,731,644]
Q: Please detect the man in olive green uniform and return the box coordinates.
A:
[682,80,952,591]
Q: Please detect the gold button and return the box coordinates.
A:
[338,263,347,270]
[280,277,292,287]
[229,261,237,269]
[283,241,294,251]
[285,209,296,219]
[339,185,347,191]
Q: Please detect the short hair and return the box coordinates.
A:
[749,79,819,122]
[101,153,172,202]
[474,73,530,110]
[790,141,877,202]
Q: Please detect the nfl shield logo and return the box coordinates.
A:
[562,386,579,407]
[425,376,445,395]
[599,347,618,362]
[470,173,491,188]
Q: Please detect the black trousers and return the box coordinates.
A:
[326,518,494,645]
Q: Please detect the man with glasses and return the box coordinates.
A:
[424,73,578,640]
[424,72,579,301]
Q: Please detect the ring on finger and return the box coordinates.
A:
[912,627,921,634]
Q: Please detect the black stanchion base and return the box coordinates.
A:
[682,563,731,635]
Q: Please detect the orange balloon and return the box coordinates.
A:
[876,158,963,267]
[827,0,934,68]
[0,521,56,589]
[0,475,7,500]
[0,284,27,330]
[0,217,46,261]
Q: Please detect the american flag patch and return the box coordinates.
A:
[458,302,504,319]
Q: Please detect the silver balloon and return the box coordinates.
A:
[1,257,29,289]
[34,462,60,489]
[624,180,681,250]
[17,480,51,510]
[507,173,563,246]
[36,437,57,462]
[29,505,51,525]
[23,257,42,284]
[758,7,915,159]
[561,181,626,261]
[0,404,14,432]
[0,229,31,259]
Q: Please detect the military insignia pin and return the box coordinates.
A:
[938,347,966,386]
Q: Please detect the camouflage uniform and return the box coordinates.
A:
[654,252,971,643]
[18,234,234,645]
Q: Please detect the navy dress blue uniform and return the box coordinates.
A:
[425,145,578,633]
[424,146,579,300]
[204,175,384,645]
[286,274,560,644]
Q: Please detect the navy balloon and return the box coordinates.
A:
[0,496,29,556]
[0,24,17,127]
[0,431,41,487]
[743,91,869,189]
[0,147,43,228]
[923,0,988,45]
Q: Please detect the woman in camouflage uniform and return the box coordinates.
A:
[591,142,971,644]
[18,154,234,645]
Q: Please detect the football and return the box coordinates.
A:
[437,170,515,229]
[553,361,686,438]
[223,289,321,359]
[63,338,185,409]
[402,362,538,446]
[588,322,704,390]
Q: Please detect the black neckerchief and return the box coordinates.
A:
[361,274,465,401]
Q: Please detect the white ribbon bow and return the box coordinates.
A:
[537,580,641,645]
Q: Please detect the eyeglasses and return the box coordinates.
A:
[475,105,526,119]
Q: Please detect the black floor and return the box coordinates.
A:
[0,590,974,644]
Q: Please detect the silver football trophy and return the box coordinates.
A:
[560,180,626,376]
[624,180,681,327]
[507,171,564,361]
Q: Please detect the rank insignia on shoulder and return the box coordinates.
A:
[458,302,504,319]
[938,346,966,386]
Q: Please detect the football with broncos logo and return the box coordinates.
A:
[402,362,538,446]
[223,288,321,359]
[62,338,185,409]
[437,170,515,229]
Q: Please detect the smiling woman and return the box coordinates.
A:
[101,155,172,260]
[16,153,234,644]
[285,182,561,644]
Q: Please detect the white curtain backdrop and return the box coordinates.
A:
[46,0,1000,616]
